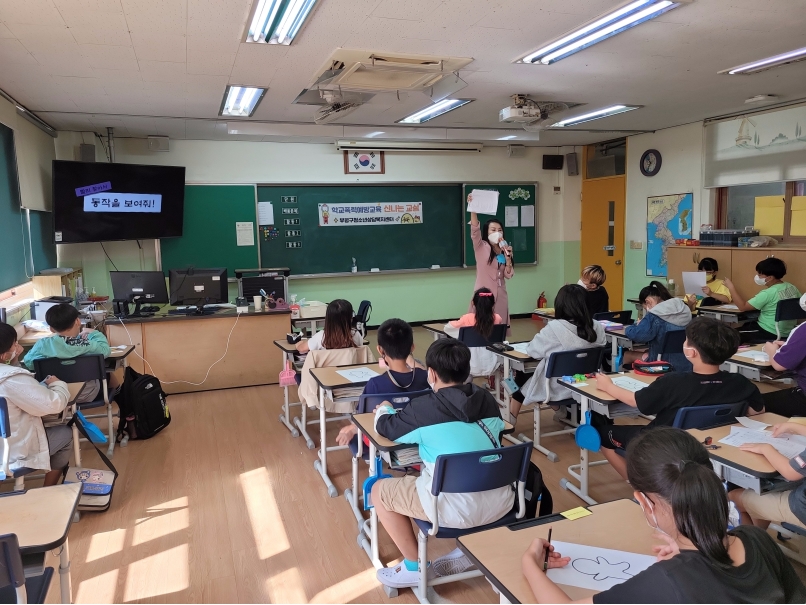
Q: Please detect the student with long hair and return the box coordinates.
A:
[509,284,606,420]
[578,265,609,317]
[467,194,514,326]
[296,299,362,354]
[624,280,692,371]
[521,427,806,603]
[449,287,503,339]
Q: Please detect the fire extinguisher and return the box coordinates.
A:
[537,292,547,309]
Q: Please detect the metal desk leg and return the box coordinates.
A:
[293,397,315,449]
[278,351,300,437]
[346,424,364,525]
[313,386,339,497]
[560,395,598,505]
[611,337,619,372]
[70,404,81,468]
[58,538,72,604]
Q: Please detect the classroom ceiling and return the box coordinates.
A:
[1,0,805,146]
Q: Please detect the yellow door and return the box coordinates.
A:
[581,175,626,307]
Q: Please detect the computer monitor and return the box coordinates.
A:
[110,271,169,317]
[169,267,228,314]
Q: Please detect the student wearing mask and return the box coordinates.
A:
[467,194,513,327]
[724,258,801,344]
[684,257,732,311]
[521,427,806,604]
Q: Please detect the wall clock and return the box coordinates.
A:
[640,149,662,177]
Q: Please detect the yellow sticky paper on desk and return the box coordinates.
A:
[560,507,592,520]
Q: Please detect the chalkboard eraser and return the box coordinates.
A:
[431,264,440,269]
[370,268,380,272]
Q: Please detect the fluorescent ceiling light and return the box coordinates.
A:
[219,86,267,117]
[498,135,518,140]
[520,0,684,65]
[720,47,806,75]
[551,105,640,127]
[397,99,473,124]
[247,0,319,45]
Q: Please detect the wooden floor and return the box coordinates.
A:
[37,319,638,604]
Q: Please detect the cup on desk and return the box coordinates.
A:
[253,295,262,311]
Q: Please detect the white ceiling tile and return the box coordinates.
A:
[32,49,96,77]
[52,75,107,95]
[185,73,230,92]
[0,39,39,64]
[103,79,147,95]
[79,44,139,70]
[186,32,240,57]
[0,24,15,38]
[53,0,124,13]
[68,94,115,113]
[371,0,443,21]
[124,7,187,36]
[139,60,187,82]
[186,51,236,76]
[91,67,144,81]
[0,1,65,26]
[69,25,133,46]
[5,23,78,54]
[187,0,251,24]
[130,32,187,62]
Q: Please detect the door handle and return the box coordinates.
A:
[615,260,622,265]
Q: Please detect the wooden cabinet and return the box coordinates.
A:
[667,246,806,302]
[32,269,83,299]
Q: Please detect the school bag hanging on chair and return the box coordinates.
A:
[116,366,171,443]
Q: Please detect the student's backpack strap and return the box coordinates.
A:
[476,420,501,449]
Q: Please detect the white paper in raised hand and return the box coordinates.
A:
[467,189,499,215]
[546,541,656,591]
[682,271,707,295]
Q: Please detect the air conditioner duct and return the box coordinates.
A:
[335,140,482,152]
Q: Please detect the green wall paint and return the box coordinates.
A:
[622,247,659,308]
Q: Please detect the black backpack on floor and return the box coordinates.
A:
[116,366,171,441]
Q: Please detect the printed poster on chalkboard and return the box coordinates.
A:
[318,202,423,226]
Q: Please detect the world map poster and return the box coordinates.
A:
[646,193,693,276]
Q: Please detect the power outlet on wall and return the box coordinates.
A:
[630,240,644,250]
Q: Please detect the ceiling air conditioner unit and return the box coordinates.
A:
[314,102,362,124]
[336,140,482,152]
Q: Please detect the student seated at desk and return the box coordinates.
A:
[684,257,732,311]
[578,264,609,317]
[335,318,428,446]
[594,318,764,480]
[23,303,112,403]
[762,294,806,417]
[522,427,806,604]
[295,299,363,354]
[724,258,801,344]
[510,285,606,421]
[0,323,72,487]
[445,287,504,378]
[371,339,510,588]
[623,281,692,371]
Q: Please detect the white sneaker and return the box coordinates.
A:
[432,548,476,577]
[376,562,434,588]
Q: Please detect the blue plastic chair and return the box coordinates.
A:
[593,310,634,326]
[775,298,806,339]
[671,401,749,430]
[409,440,533,601]
[33,354,115,459]
[457,324,508,347]
[657,329,687,361]
[0,532,53,604]
[349,390,432,459]
[0,398,34,492]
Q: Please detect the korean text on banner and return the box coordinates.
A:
[84,193,162,213]
[318,202,423,226]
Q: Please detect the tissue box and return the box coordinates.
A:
[300,301,327,318]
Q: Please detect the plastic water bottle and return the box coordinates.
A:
[667,279,677,297]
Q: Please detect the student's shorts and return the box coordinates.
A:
[45,424,73,471]
[739,489,805,528]
[75,379,100,404]
[595,422,645,451]
[375,475,428,521]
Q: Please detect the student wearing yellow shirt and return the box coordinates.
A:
[684,257,731,311]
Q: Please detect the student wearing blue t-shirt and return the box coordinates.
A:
[335,318,429,446]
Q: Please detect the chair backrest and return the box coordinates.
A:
[32,354,106,383]
[775,298,806,323]
[545,347,605,379]
[593,310,634,325]
[658,329,687,357]
[672,401,749,430]
[0,533,25,593]
[357,389,432,414]
[430,440,532,496]
[0,398,9,480]
[457,324,507,347]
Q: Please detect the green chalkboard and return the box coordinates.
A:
[160,185,258,277]
[258,185,462,275]
[463,184,537,267]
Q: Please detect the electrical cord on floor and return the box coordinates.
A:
[118,311,243,386]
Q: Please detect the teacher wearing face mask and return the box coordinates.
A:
[468,194,513,327]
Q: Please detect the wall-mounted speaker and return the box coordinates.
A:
[542,154,564,170]
[566,152,579,176]
[78,143,95,162]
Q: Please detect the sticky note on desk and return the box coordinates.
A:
[560,507,592,520]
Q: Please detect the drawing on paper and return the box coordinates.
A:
[573,556,636,582]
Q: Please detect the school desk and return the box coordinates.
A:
[18,329,53,348]
[558,372,656,505]
[688,412,790,494]
[0,482,82,603]
[106,308,291,394]
[457,499,655,604]
[604,326,644,371]
[723,344,778,381]
[306,363,384,498]
[698,304,759,324]
[291,313,326,336]
[485,343,539,415]
[349,411,514,598]
[423,323,451,341]
[531,309,555,323]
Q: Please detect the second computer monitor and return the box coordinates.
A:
[169,267,228,306]
[110,271,170,304]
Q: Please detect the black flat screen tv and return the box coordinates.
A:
[52,160,185,243]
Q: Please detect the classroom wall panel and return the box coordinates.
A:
[54,134,583,319]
